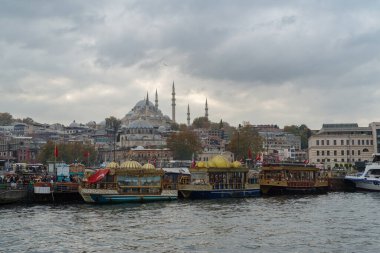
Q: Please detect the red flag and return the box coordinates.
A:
[54,145,58,158]
[255,153,261,161]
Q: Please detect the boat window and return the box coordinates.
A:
[117,176,139,186]
[370,170,380,175]
[141,176,161,186]
[191,172,207,184]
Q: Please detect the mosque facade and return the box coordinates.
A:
[119,84,176,149]
[118,82,209,149]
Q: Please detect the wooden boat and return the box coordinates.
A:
[259,163,329,194]
[178,155,260,199]
[79,161,177,204]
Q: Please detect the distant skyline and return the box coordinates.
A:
[1,1,380,129]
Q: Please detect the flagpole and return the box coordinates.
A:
[54,143,57,179]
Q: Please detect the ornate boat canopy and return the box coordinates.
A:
[193,155,248,172]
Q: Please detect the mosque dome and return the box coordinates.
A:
[134,99,155,109]
[127,119,153,129]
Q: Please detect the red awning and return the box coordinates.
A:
[87,168,110,183]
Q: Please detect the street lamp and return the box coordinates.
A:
[237,124,242,161]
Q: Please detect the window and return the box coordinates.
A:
[371,140,373,145]
[321,140,324,145]
[334,140,337,145]
[341,150,344,155]
[327,151,330,156]
[357,140,360,145]
[366,140,369,145]
[322,151,325,156]
[352,140,354,145]
[358,150,361,156]
[327,140,330,145]
[341,140,344,145]
[352,150,354,155]
[346,140,349,145]
[362,140,365,145]
[334,150,337,156]
[317,159,320,162]
[317,151,320,156]
[341,158,345,162]
[316,140,319,146]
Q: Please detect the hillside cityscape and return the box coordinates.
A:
[1,83,379,171]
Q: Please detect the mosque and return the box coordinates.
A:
[118,82,209,149]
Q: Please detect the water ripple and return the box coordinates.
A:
[1,193,380,252]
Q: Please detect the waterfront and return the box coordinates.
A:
[1,192,379,253]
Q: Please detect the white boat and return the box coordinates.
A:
[345,154,380,191]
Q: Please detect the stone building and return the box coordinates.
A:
[308,123,380,165]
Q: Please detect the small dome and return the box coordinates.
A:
[142,163,156,169]
[196,161,205,168]
[69,120,80,128]
[232,161,242,168]
[120,161,142,169]
[209,155,231,168]
[107,162,119,168]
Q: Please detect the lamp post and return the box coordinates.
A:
[237,124,242,161]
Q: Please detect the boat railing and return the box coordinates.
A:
[211,183,244,190]
[82,182,117,190]
[162,183,178,190]
[0,182,28,191]
[287,181,315,188]
[54,182,79,193]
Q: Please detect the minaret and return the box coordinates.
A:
[205,98,209,119]
[155,89,158,110]
[145,92,149,118]
[171,81,176,123]
[187,104,191,126]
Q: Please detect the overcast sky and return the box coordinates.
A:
[1,0,380,129]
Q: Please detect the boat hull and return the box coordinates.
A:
[79,187,177,204]
[0,189,28,204]
[260,185,329,195]
[345,177,380,191]
[179,188,261,199]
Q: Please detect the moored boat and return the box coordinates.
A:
[178,155,261,199]
[259,163,329,195]
[79,161,178,204]
[345,154,380,191]
[0,183,28,204]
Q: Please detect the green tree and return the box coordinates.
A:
[284,124,312,150]
[166,129,202,160]
[192,117,211,129]
[37,141,97,165]
[22,117,34,124]
[227,125,263,161]
[0,112,13,125]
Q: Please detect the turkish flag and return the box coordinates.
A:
[54,145,58,158]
